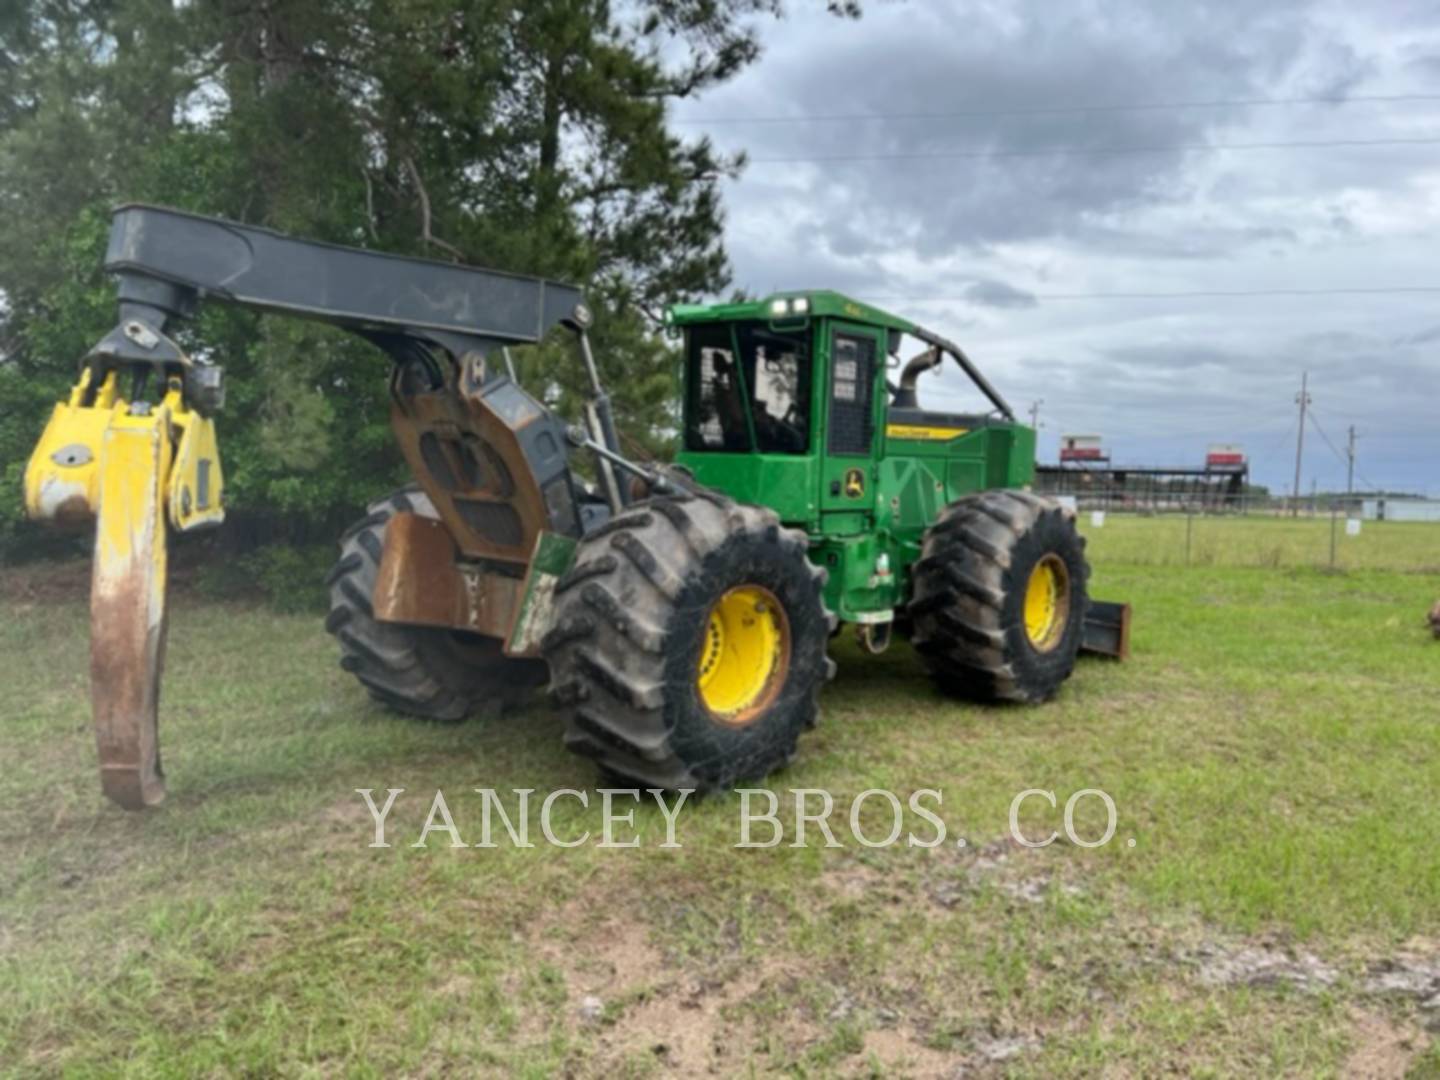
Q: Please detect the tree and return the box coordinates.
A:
[0,0,860,550]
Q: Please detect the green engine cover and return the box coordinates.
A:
[668,291,1035,623]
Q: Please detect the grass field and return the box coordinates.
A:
[1080,512,1440,572]
[3,516,1439,1077]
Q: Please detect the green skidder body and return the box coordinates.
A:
[668,291,1037,624]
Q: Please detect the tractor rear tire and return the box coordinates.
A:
[542,489,836,791]
[326,488,545,721]
[909,490,1088,704]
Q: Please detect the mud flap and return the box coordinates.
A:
[506,531,577,657]
[90,411,174,809]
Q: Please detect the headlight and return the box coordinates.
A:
[769,297,809,317]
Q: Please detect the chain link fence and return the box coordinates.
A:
[1076,511,1439,572]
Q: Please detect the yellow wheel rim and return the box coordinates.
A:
[1023,554,1071,652]
[697,585,790,725]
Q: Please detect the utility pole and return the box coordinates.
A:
[1291,371,1310,517]
[1028,399,1043,430]
[1346,425,1357,499]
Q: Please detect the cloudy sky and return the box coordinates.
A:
[670,0,1440,495]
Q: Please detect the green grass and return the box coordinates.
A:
[2,517,1439,1075]
[1080,512,1439,571]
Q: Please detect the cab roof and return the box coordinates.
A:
[665,290,916,335]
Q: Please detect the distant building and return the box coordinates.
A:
[1038,436,1249,512]
[1205,443,1247,473]
[1360,497,1440,523]
[1059,434,1107,463]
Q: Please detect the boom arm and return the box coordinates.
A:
[97,203,582,367]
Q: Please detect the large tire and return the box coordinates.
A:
[326,489,545,720]
[542,488,836,791]
[908,490,1089,703]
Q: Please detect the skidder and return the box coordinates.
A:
[24,206,1126,807]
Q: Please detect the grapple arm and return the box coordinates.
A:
[25,205,585,809]
[100,203,581,362]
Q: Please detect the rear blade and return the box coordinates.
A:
[1081,599,1131,661]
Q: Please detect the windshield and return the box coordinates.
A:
[683,322,811,454]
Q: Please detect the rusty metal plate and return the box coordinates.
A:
[372,511,523,641]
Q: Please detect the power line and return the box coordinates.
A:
[1311,407,1385,493]
[1306,408,1350,471]
[678,92,1440,126]
[747,134,1440,165]
[1355,468,1384,493]
[1248,417,1299,474]
[858,285,1440,304]
[1347,425,1357,497]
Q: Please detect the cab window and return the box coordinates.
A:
[684,322,811,454]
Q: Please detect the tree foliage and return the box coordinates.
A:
[0,0,858,548]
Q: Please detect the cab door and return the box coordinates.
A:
[818,321,885,523]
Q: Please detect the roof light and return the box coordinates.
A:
[791,296,809,314]
[769,298,788,317]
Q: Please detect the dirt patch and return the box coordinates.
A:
[1182,939,1339,993]
[599,960,812,1075]
[859,1027,956,1078]
[516,891,828,1074]
[1361,949,1440,1006]
[1344,1008,1427,1079]
[925,837,1082,911]
[822,859,891,901]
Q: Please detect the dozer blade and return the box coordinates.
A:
[89,408,174,809]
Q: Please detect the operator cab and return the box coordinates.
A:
[669,291,1017,529]
[675,292,1006,445]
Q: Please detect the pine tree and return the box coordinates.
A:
[0,0,861,547]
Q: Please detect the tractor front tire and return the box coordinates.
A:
[909,490,1089,703]
[542,490,836,791]
[326,489,544,720]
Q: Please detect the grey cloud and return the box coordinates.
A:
[1402,53,1440,79]
[721,223,906,300]
[705,0,1326,252]
[1071,223,1300,261]
[1397,325,1440,346]
[1289,39,1377,100]
[677,1,1439,493]
[965,279,1038,309]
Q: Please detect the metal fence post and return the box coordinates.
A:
[1329,505,1338,570]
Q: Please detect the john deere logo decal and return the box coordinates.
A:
[844,468,865,498]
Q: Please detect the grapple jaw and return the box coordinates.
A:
[25,351,225,809]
